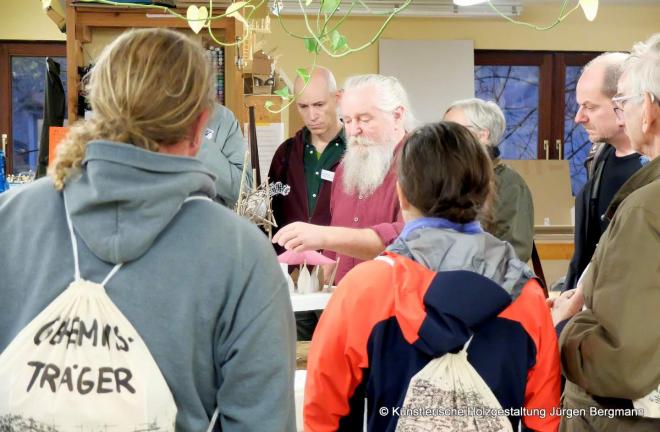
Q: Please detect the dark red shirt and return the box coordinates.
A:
[327,149,404,282]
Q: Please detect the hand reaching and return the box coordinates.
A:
[272,222,327,252]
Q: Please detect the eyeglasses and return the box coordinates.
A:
[611,93,645,120]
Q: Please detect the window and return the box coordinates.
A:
[475,51,599,195]
[0,42,67,176]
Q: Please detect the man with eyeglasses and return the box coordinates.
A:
[557,33,660,432]
[563,52,645,294]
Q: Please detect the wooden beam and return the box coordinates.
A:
[225,18,244,126]
[75,7,230,31]
[66,0,80,122]
[536,243,574,260]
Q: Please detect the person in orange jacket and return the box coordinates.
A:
[304,121,561,432]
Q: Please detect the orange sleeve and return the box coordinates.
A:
[500,281,561,431]
[303,260,395,432]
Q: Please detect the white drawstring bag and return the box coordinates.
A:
[0,196,218,431]
[633,385,660,418]
[395,337,513,432]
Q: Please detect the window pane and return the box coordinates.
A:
[11,56,67,175]
[564,65,590,195]
[475,65,539,160]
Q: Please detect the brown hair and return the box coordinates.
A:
[50,28,214,190]
[398,121,494,224]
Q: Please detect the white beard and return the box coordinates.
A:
[341,135,395,197]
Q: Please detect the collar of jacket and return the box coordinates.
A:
[401,217,483,240]
[605,154,660,220]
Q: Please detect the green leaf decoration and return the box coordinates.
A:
[274,87,291,99]
[330,30,347,51]
[304,37,319,53]
[321,0,341,14]
[296,68,311,84]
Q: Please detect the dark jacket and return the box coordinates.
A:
[560,155,660,432]
[268,129,341,251]
[491,163,534,262]
[564,144,642,291]
[36,58,66,179]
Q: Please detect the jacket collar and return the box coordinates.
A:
[606,155,660,219]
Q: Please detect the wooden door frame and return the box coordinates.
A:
[551,52,601,160]
[0,41,66,173]
[475,50,553,160]
[475,50,602,160]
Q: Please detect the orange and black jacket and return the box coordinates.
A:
[304,252,560,432]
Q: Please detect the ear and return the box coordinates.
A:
[190,107,212,157]
[478,128,491,145]
[333,90,342,106]
[641,92,658,134]
[396,181,411,212]
[391,106,405,129]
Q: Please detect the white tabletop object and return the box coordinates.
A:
[290,292,333,312]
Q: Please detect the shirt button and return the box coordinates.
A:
[312,193,317,198]
[315,171,319,175]
[353,217,359,222]
[310,151,313,154]
[335,143,339,146]
[358,195,363,200]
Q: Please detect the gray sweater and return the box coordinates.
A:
[0,141,296,431]
[198,104,252,208]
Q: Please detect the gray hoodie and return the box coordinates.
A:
[388,225,534,299]
[198,104,252,208]
[0,141,296,431]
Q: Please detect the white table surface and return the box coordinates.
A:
[290,292,333,312]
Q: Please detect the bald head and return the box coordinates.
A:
[294,65,337,94]
[294,66,341,141]
[583,52,629,98]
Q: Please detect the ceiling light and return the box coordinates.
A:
[579,0,599,22]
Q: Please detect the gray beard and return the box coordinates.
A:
[341,136,395,197]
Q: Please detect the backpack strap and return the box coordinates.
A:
[460,335,474,355]
[206,407,220,432]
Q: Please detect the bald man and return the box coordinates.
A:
[565,53,644,292]
[268,66,344,340]
[269,67,344,244]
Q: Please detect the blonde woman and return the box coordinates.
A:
[0,29,296,431]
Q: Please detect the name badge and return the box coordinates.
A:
[321,169,335,182]
[205,128,214,139]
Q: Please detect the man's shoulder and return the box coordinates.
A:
[617,179,660,216]
[276,129,306,154]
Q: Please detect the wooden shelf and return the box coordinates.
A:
[65,1,243,123]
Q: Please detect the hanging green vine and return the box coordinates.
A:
[73,0,597,113]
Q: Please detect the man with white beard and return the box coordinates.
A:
[273,74,414,284]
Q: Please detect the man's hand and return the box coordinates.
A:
[547,286,584,326]
[272,222,328,252]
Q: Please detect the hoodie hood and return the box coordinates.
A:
[63,141,217,264]
[388,226,533,300]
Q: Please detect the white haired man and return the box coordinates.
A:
[556,33,660,432]
[444,98,534,262]
[273,74,414,284]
